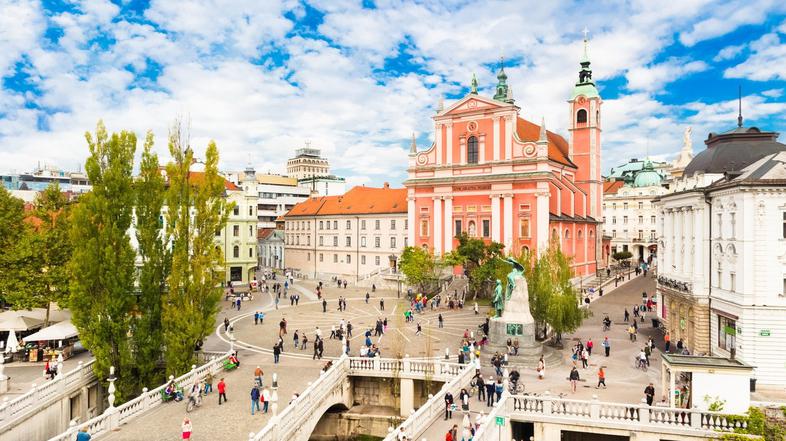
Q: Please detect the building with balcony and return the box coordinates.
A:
[226,171,311,229]
[283,184,408,280]
[654,117,786,387]
[1,165,91,195]
[603,159,667,264]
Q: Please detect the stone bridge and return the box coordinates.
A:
[0,360,104,441]
[250,355,470,441]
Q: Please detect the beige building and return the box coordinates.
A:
[286,146,330,180]
[284,184,408,280]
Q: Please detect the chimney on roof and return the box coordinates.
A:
[383,182,389,189]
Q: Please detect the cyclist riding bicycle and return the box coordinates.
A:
[602,316,612,331]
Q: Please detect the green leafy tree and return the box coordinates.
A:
[612,250,633,266]
[443,233,504,298]
[70,121,137,400]
[517,242,585,342]
[4,183,72,325]
[0,188,25,306]
[132,131,169,388]
[163,123,229,375]
[398,246,437,293]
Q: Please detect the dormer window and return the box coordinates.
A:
[467,136,478,164]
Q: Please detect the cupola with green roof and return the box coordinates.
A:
[633,159,663,187]
[572,30,600,99]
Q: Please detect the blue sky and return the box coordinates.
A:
[1,0,786,187]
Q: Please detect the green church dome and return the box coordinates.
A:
[633,160,663,187]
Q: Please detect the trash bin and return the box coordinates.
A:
[750,378,757,392]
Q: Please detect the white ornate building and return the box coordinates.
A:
[603,159,667,264]
[654,121,786,387]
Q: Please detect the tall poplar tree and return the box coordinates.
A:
[163,123,229,375]
[5,182,72,325]
[0,188,24,306]
[70,121,137,399]
[132,131,169,388]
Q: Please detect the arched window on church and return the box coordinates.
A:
[467,136,479,164]
[576,109,588,124]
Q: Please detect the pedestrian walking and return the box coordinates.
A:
[250,385,261,415]
[603,336,611,357]
[664,332,671,353]
[438,313,444,328]
[537,356,545,380]
[204,372,213,394]
[313,338,320,360]
[473,373,486,401]
[254,366,264,387]
[273,342,281,364]
[254,312,259,325]
[218,378,227,405]
[581,348,589,369]
[365,292,370,303]
[76,428,91,441]
[444,391,454,420]
[644,383,655,406]
[181,417,192,440]
[586,338,594,356]
[569,366,580,393]
[624,309,630,322]
[223,317,230,332]
[597,367,606,388]
[262,388,270,413]
[416,322,422,336]
[379,298,385,311]
[322,298,327,312]
[485,377,495,407]
[494,378,503,402]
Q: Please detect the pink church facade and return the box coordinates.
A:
[405,42,602,276]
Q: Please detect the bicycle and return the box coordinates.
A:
[186,392,202,412]
[634,357,648,371]
[508,380,525,395]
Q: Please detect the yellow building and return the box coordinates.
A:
[215,167,258,285]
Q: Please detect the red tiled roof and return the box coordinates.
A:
[186,171,240,191]
[603,180,624,195]
[285,185,407,217]
[516,118,574,167]
[257,228,274,240]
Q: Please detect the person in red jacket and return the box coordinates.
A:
[217,378,227,405]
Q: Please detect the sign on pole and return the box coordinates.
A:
[495,416,504,426]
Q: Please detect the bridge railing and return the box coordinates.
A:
[383,360,475,441]
[506,393,750,433]
[347,356,463,382]
[47,351,231,441]
[253,354,350,441]
[0,359,96,429]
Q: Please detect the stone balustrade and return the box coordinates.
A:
[47,352,231,441]
[382,360,476,441]
[0,360,96,429]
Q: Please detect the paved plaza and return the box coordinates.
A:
[101,279,491,440]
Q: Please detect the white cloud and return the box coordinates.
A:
[724,28,786,81]
[679,0,786,46]
[713,44,746,62]
[1,0,786,186]
[626,58,708,93]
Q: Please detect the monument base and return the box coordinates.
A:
[487,317,563,369]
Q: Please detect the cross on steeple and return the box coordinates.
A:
[582,27,589,41]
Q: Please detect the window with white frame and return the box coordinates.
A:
[333,236,338,247]
[375,237,380,248]
[390,237,396,248]
[375,256,380,265]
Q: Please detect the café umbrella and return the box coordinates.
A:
[0,315,44,332]
[5,330,20,353]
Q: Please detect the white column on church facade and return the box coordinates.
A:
[493,117,500,161]
[433,196,442,255]
[503,194,513,250]
[537,192,549,255]
[407,197,416,248]
[435,123,443,165]
[443,197,453,253]
[693,206,704,292]
[491,195,501,242]
[504,116,514,160]
[479,135,486,164]
[445,123,453,165]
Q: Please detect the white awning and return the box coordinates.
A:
[23,320,78,342]
[0,315,44,332]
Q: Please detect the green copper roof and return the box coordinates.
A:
[571,83,600,99]
[632,160,664,187]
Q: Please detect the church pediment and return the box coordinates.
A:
[439,94,510,117]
